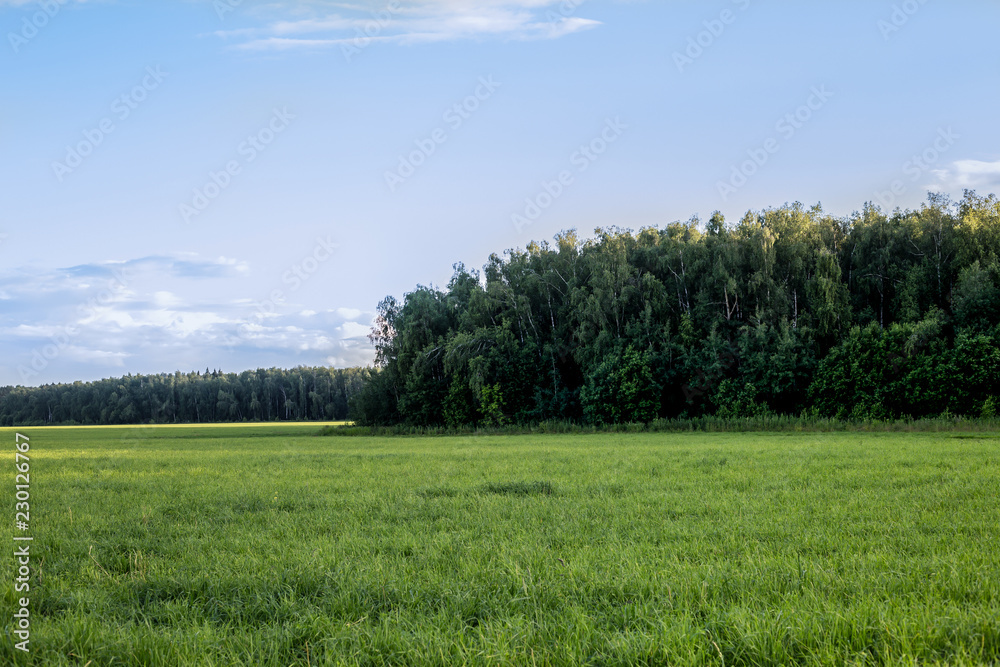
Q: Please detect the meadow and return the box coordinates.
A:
[2,424,999,666]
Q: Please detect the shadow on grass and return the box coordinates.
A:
[480,481,554,496]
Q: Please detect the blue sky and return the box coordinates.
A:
[2,0,999,386]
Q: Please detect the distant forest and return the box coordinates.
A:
[0,367,368,426]
[352,191,1000,425]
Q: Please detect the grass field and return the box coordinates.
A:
[2,424,999,666]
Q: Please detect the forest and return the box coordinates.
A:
[0,366,368,426]
[351,191,1000,425]
[4,191,999,428]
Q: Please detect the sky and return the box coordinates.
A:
[1,0,999,387]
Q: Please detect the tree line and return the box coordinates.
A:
[0,367,368,426]
[351,191,1000,425]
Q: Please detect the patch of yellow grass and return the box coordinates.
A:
[0,421,352,430]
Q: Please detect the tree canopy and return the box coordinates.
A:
[352,191,1000,425]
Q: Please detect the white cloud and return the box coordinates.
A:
[62,346,130,366]
[931,159,1000,191]
[237,37,346,51]
[5,324,64,338]
[218,1,601,50]
[153,291,183,308]
[271,17,356,34]
[216,256,251,273]
[338,321,371,339]
[335,307,363,319]
[0,254,376,385]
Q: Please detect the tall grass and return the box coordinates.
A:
[320,414,1000,437]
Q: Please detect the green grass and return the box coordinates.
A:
[2,424,999,665]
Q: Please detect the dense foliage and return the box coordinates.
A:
[0,367,367,426]
[353,191,1000,425]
